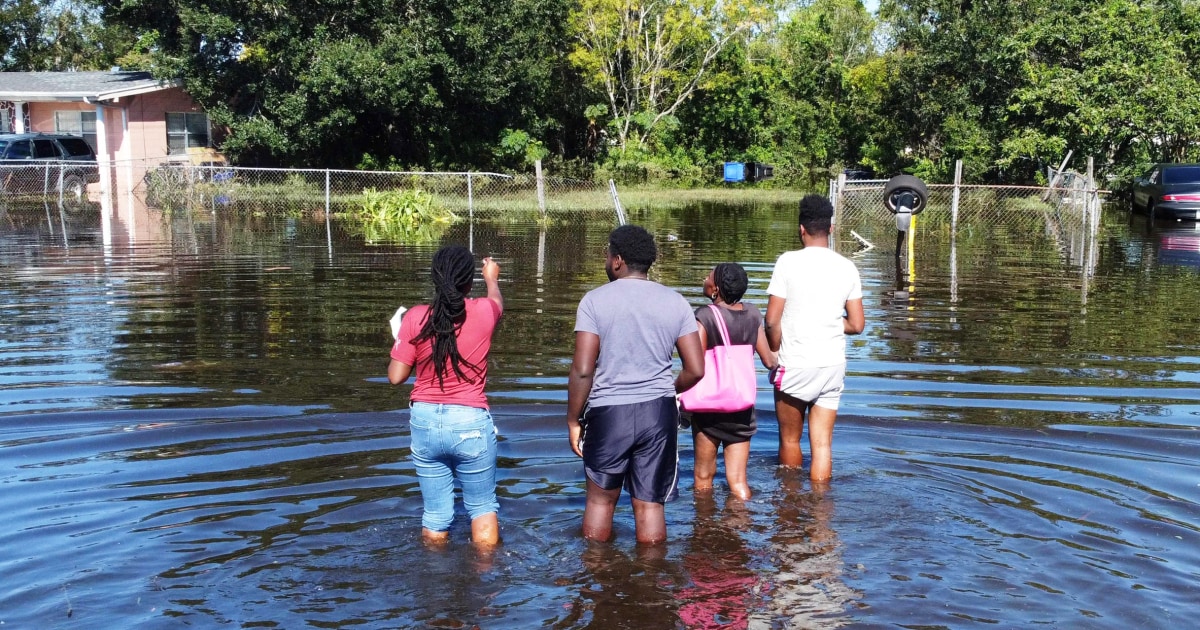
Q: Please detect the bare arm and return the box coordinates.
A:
[481,257,503,312]
[844,298,865,335]
[674,331,705,394]
[755,325,778,370]
[765,295,785,352]
[695,317,708,349]
[566,331,600,457]
[387,359,413,385]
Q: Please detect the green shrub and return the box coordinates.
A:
[350,187,458,243]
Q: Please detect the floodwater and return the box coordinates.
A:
[1,198,1197,629]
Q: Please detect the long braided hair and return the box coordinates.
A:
[413,245,481,388]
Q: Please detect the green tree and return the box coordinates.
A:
[567,0,775,155]
[100,0,579,168]
[1,0,134,71]
[874,0,1035,182]
[1005,0,1200,184]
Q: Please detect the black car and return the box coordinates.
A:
[0,133,100,203]
[1131,163,1200,220]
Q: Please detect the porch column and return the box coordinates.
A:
[13,102,26,133]
[94,103,111,199]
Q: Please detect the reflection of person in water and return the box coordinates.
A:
[559,543,683,628]
[756,472,861,627]
[678,494,758,629]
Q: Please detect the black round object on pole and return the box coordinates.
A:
[884,175,929,214]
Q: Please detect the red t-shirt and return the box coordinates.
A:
[391,297,502,409]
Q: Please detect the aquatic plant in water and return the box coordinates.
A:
[350,187,457,243]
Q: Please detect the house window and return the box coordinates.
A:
[54,111,98,151]
[1,107,10,133]
[166,112,210,155]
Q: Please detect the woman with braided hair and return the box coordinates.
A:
[388,246,504,545]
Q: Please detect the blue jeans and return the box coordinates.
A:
[408,402,498,532]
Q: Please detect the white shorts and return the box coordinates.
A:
[771,363,846,411]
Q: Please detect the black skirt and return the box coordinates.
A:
[689,407,756,444]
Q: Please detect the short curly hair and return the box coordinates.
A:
[608,224,657,272]
[713,262,748,303]
[798,194,834,236]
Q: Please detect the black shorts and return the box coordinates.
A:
[581,396,680,503]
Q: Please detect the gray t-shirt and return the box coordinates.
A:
[575,277,698,407]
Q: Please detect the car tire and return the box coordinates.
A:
[1147,200,1156,220]
[60,174,87,209]
[884,174,929,214]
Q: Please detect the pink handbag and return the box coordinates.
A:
[679,305,757,413]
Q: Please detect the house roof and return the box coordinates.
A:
[0,71,182,103]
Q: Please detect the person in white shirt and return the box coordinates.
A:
[764,194,865,483]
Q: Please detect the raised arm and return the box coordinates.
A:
[566,331,600,457]
[481,257,503,312]
[765,295,785,352]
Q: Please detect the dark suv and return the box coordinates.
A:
[0,133,100,203]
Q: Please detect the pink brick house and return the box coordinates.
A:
[0,71,214,166]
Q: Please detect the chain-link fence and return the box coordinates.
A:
[137,165,617,217]
[0,162,100,207]
[3,157,622,223]
[831,161,1104,270]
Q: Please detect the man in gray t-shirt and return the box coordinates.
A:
[566,224,705,545]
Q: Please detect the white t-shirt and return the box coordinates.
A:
[766,246,863,368]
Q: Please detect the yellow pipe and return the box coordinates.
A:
[907,214,917,311]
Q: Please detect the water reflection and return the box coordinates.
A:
[679,494,758,628]
[759,472,859,628]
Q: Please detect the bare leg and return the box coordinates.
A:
[807,404,838,482]
[774,389,809,468]
[693,430,720,493]
[723,440,751,500]
[631,498,667,545]
[422,528,450,546]
[470,512,500,546]
[583,479,622,542]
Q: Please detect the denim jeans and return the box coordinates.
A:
[408,402,498,532]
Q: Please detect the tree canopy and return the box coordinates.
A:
[5,0,1196,184]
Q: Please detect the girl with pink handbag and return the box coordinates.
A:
[679,263,777,499]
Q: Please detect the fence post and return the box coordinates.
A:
[833,171,847,227]
[952,159,962,236]
[1043,149,1073,201]
[609,180,626,225]
[1086,156,1096,228]
[535,159,546,218]
[467,172,474,222]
